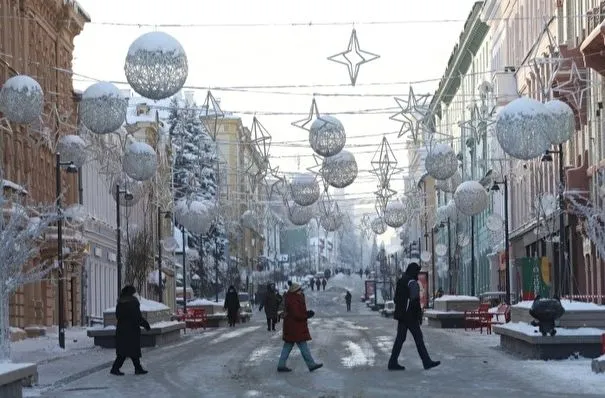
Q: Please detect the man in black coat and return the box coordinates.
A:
[388,263,440,371]
[110,285,151,376]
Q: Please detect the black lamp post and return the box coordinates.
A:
[491,177,511,304]
[115,184,134,297]
[181,224,188,314]
[156,208,172,303]
[55,152,78,350]
[541,145,566,297]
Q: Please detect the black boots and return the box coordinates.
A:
[388,362,406,371]
[423,360,441,370]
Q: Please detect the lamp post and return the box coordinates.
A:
[55,152,78,350]
[181,225,187,314]
[156,208,172,303]
[541,145,566,297]
[115,183,134,296]
[491,176,511,304]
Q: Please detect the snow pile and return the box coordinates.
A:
[341,340,375,368]
[513,300,605,311]
[435,295,479,302]
[104,297,169,313]
[0,362,35,373]
[500,322,605,336]
[128,31,185,55]
[188,298,223,307]
[11,327,95,364]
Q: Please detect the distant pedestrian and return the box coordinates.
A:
[345,290,352,312]
[224,285,240,327]
[277,283,323,372]
[388,263,440,371]
[315,278,321,291]
[110,285,150,376]
[310,279,315,291]
[321,278,327,291]
[260,283,279,331]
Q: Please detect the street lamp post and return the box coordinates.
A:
[181,225,187,314]
[491,176,511,304]
[55,152,78,350]
[156,208,172,303]
[115,183,133,296]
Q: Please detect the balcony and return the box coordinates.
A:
[580,3,605,77]
[564,150,589,214]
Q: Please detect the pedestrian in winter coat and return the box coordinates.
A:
[345,290,352,312]
[321,278,327,291]
[388,263,440,371]
[224,285,240,327]
[315,278,321,291]
[260,283,279,331]
[110,285,151,376]
[277,283,323,372]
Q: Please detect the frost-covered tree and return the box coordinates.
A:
[0,187,59,362]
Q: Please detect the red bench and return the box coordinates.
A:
[491,304,511,325]
[464,303,491,334]
[177,308,207,330]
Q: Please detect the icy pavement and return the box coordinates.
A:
[28,277,605,397]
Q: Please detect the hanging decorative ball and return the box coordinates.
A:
[286,202,314,226]
[320,211,343,232]
[174,199,214,235]
[240,210,258,230]
[425,143,458,180]
[79,82,127,134]
[0,75,44,124]
[122,141,158,181]
[110,174,144,208]
[495,97,552,160]
[435,171,462,193]
[544,99,574,145]
[420,251,432,263]
[435,244,447,257]
[446,199,460,222]
[124,31,188,100]
[309,115,346,157]
[289,173,320,206]
[57,135,87,168]
[453,180,489,216]
[321,150,358,188]
[383,200,407,228]
[371,217,387,235]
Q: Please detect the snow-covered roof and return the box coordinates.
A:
[2,179,28,195]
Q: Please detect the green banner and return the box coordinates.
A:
[517,257,550,299]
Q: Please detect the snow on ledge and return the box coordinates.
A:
[188,298,223,307]
[104,297,169,313]
[0,362,36,374]
[435,295,479,302]
[513,300,605,311]
[499,322,605,336]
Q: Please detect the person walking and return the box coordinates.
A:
[345,290,352,312]
[388,263,440,371]
[224,285,240,327]
[321,278,327,291]
[277,283,323,372]
[315,278,321,291]
[110,285,151,376]
[260,283,279,331]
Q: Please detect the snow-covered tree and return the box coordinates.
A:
[368,237,378,273]
[0,187,59,362]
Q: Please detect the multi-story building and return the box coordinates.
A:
[1,0,89,329]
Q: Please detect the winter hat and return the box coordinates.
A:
[289,283,302,293]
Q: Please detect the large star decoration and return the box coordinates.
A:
[552,61,591,111]
[390,87,431,143]
[291,97,334,133]
[201,90,225,141]
[458,101,496,145]
[370,136,399,188]
[263,165,287,200]
[249,116,272,159]
[327,29,380,86]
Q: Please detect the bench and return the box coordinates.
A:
[425,310,466,328]
[87,322,185,349]
[0,363,37,398]
[464,303,491,333]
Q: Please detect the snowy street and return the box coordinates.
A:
[28,277,605,398]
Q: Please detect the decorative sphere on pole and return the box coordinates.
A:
[123,141,158,181]
[111,174,144,207]
[174,199,214,235]
[0,75,43,124]
[425,143,458,180]
[371,217,387,235]
[383,200,407,228]
[321,150,358,188]
[309,115,346,157]
[79,82,127,134]
[56,135,87,168]
[453,180,489,216]
[124,31,188,100]
[544,99,574,145]
[286,202,313,226]
[495,97,552,160]
[289,173,320,206]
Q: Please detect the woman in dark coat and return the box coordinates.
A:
[224,285,240,327]
[277,283,322,372]
[260,283,279,331]
[110,285,151,376]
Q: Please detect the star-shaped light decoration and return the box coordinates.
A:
[263,164,288,200]
[528,23,564,99]
[249,116,272,160]
[327,29,380,86]
[201,90,224,141]
[306,153,332,192]
[458,101,496,145]
[246,161,267,194]
[370,136,399,188]
[552,60,591,111]
[390,87,432,143]
[291,97,339,136]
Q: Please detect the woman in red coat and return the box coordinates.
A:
[277,283,323,372]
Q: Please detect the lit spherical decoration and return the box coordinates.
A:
[174,199,214,235]
[240,210,257,230]
[110,174,144,208]
[544,99,574,145]
[435,172,462,193]
[320,211,343,232]
[371,217,387,235]
[321,150,357,188]
[286,202,314,226]
[57,135,87,168]
[79,82,127,134]
[425,143,458,180]
[383,200,407,228]
[289,173,320,206]
[0,75,43,124]
[495,97,552,160]
[122,141,158,181]
[124,31,188,100]
[309,115,346,157]
[453,180,489,216]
